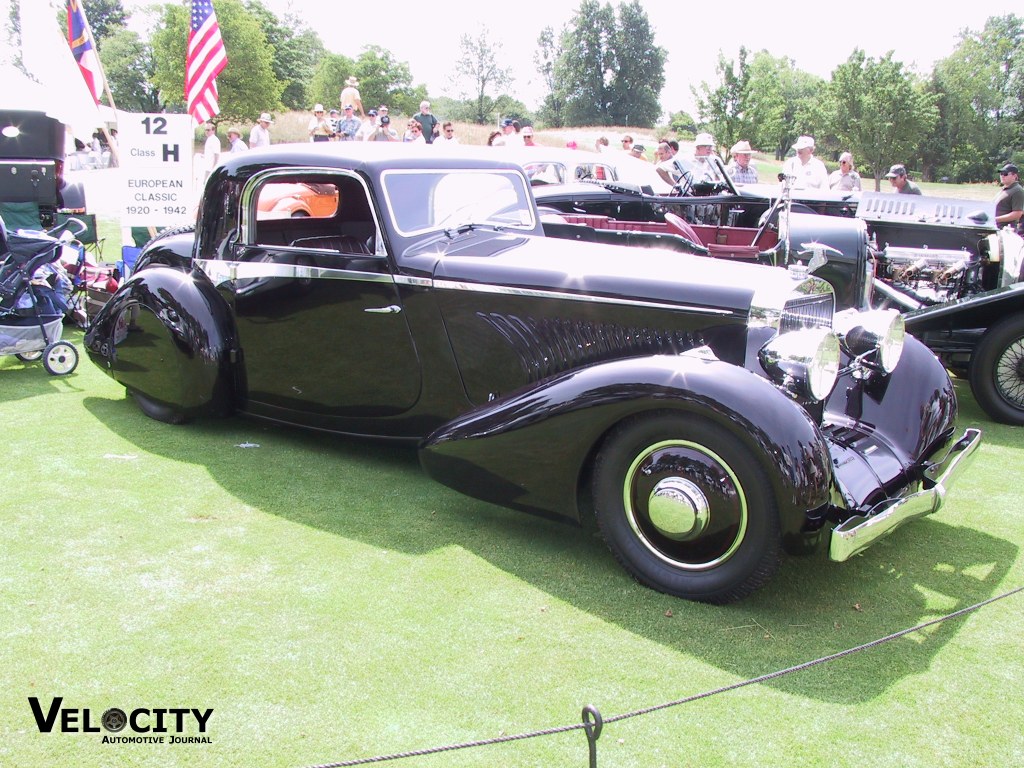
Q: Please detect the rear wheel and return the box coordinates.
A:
[42,341,78,376]
[592,412,781,604]
[131,390,188,424]
[16,350,43,362]
[969,314,1024,426]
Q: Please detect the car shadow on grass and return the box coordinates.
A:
[83,393,1018,705]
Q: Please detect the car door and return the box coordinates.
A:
[215,170,422,423]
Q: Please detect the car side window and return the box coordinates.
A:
[247,173,378,257]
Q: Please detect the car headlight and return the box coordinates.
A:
[759,327,841,402]
[834,308,905,373]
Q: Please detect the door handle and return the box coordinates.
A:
[364,305,402,314]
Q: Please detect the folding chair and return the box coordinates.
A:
[59,212,103,259]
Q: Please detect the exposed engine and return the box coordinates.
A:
[875,246,981,306]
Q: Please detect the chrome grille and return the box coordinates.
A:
[780,293,834,333]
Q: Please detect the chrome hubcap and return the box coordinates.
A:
[648,478,709,540]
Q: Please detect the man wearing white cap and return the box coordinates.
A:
[249,113,272,148]
[727,140,758,184]
[686,132,722,183]
[335,104,361,141]
[783,135,828,189]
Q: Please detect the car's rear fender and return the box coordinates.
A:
[133,228,197,272]
[419,353,833,543]
[84,266,235,417]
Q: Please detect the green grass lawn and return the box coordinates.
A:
[1,327,1021,767]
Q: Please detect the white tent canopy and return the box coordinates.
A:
[5,0,111,141]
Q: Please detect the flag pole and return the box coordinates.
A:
[72,0,121,168]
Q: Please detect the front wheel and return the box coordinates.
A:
[969,314,1024,426]
[16,350,43,362]
[592,412,781,604]
[42,341,78,375]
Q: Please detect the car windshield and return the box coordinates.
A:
[382,169,535,235]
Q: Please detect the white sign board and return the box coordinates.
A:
[118,114,194,228]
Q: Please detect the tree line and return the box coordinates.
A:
[11,1,1020,184]
[690,14,1024,185]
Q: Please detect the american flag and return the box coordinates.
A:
[67,0,104,104]
[186,0,228,124]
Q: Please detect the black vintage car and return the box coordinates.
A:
[534,176,1024,426]
[84,144,980,604]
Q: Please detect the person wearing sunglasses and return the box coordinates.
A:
[403,120,426,144]
[308,104,333,142]
[433,121,460,145]
[885,163,921,195]
[995,163,1023,232]
[828,151,862,191]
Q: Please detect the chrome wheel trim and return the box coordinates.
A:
[622,439,748,571]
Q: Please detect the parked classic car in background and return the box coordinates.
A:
[255,181,340,219]
[534,173,1024,425]
[85,144,980,603]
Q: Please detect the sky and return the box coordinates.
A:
[11,0,1020,119]
[226,0,1020,116]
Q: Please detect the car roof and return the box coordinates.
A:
[218,142,531,180]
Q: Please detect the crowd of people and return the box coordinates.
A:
[195,79,1023,229]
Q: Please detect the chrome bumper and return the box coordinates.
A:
[828,428,982,562]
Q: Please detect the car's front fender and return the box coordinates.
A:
[84,266,235,417]
[419,353,833,541]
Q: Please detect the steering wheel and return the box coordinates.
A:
[664,212,704,249]
[669,168,694,197]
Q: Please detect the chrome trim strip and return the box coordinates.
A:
[432,279,732,315]
[828,427,981,562]
[194,258,395,286]
[394,275,432,288]
[193,260,734,315]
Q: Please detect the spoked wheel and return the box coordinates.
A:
[592,412,781,604]
[969,314,1024,426]
[16,350,44,362]
[42,341,79,376]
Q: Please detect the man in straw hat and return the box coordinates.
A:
[339,76,363,116]
[727,140,758,184]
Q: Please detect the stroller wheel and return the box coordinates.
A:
[42,341,79,376]
[16,351,44,362]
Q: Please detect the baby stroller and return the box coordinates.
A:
[0,215,83,376]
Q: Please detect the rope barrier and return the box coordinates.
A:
[301,584,1023,768]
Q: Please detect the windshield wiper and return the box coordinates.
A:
[444,222,507,238]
